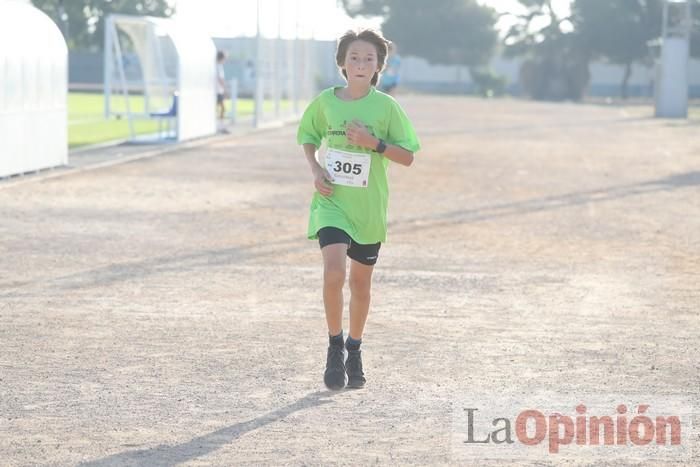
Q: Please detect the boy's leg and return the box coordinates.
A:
[321,243,348,336]
[320,240,349,390]
[345,245,378,389]
[348,259,374,340]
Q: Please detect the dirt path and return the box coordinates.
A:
[1,96,698,466]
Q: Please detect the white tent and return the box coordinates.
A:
[104,15,217,142]
[0,0,67,178]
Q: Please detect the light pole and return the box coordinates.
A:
[254,0,263,128]
[58,0,69,43]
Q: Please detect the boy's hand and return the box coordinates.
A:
[313,166,334,196]
[346,120,378,149]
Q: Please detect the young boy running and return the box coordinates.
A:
[297,29,420,390]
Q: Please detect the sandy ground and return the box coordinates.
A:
[0,96,698,466]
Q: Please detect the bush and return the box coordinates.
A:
[470,68,507,97]
[518,55,590,101]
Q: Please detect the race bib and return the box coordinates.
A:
[324,148,371,188]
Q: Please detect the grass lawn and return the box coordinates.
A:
[68,92,295,148]
[688,106,700,120]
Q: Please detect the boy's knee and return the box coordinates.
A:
[324,266,345,289]
[349,277,371,298]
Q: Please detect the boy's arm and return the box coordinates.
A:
[375,141,413,166]
[303,143,323,174]
[303,143,333,196]
[345,121,414,166]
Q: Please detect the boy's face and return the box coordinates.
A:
[342,40,379,86]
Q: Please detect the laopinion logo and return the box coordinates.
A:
[451,392,694,462]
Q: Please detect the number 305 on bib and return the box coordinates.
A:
[324,148,371,188]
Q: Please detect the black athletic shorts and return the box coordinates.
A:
[317,227,381,266]
[217,93,225,104]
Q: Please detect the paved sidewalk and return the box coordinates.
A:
[1,96,698,466]
[0,119,274,189]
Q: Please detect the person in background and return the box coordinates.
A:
[216,50,229,134]
[243,60,256,98]
[379,42,401,96]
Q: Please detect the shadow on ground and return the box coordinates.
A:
[79,390,335,467]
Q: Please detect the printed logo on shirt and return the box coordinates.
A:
[326,122,377,139]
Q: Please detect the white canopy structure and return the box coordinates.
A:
[104,15,217,142]
[0,0,67,178]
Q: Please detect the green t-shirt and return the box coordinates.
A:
[297,86,420,245]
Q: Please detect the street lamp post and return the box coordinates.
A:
[254,0,263,128]
[58,0,69,43]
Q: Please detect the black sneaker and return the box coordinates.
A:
[345,349,366,389]
[324,344,346,390]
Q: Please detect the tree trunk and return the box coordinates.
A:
[621,62,632,100]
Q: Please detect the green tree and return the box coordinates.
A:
[31,0,175,51]
[573,0,700,99]
[340,0,499,77]
[504,0,589,101]
[572,0,661,99]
